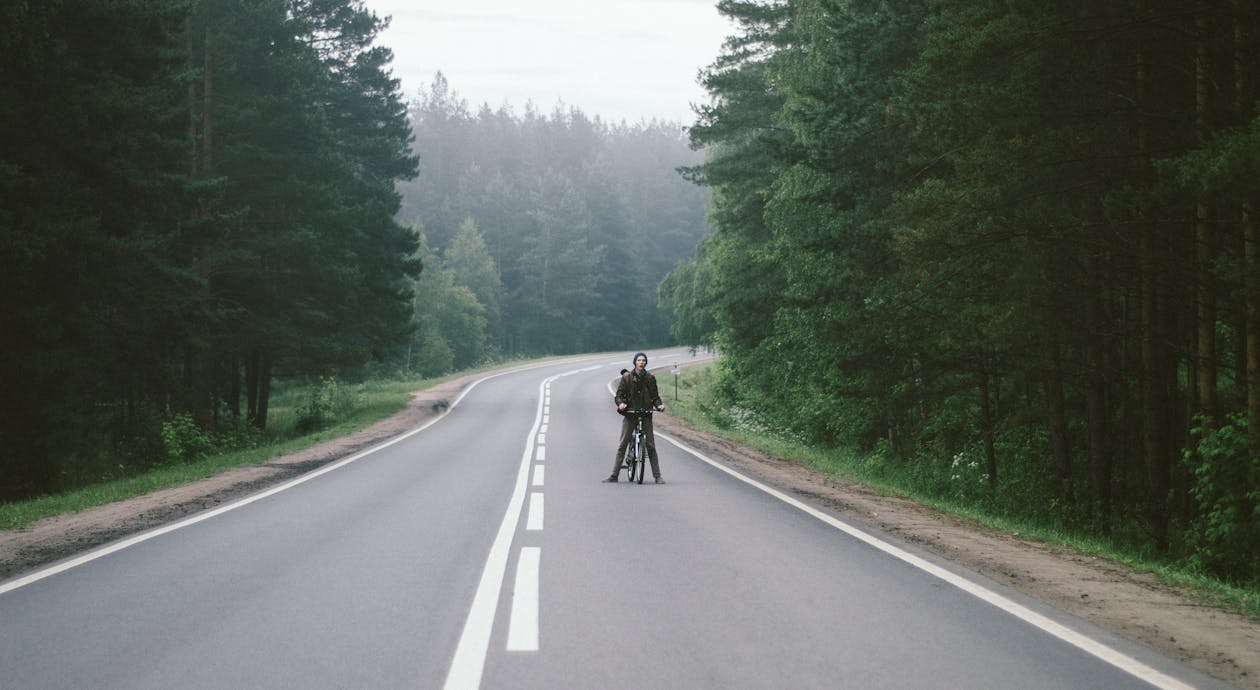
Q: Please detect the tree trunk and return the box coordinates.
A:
[1194,1,1218,427]
[201,19,213,171]
[1235,4,1260,453]
[246,347,260,422]
[1246,201,1260,452]
[229,352,241,419]
[1140,232,1168,548]
[251,350,272,430]
[1137,22,1169,549]
[979,369,997,491]
[1085,251,1112,526]
[186,15,198,176]
[1194,202,1216,424]
[1044,338,1074,510]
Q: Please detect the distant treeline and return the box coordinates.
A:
[663,0,1260,581]
[396,74,711,368]
[1,0,418,500]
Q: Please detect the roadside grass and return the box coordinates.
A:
[0,375,441,531]
[7,356,1256,621]
[666,362,1260,622]
[0,354,573,532]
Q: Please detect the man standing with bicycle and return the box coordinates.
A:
[603,352,666,483]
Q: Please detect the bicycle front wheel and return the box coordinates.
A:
[623,444,637,482]
[634,433,646,484]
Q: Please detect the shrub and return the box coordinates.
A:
[161,412,213,463]
[1183,414,1260,584]
[296,376,357,433]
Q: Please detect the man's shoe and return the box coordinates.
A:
[602,475,619,483]
[654,477,665,484]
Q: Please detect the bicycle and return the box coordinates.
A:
[621,408,653,484]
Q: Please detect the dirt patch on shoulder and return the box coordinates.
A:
[2,374,1256,688]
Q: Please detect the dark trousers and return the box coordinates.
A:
[611,413,660,478]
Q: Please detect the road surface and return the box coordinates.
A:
[0,350,1233,689]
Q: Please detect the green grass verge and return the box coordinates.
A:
[0,354,580,532]
[0,375,447,531]
[666,362,1260,622]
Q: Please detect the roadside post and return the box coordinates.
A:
[671,363,680,401]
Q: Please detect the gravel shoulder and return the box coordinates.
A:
[2,373,1256,688]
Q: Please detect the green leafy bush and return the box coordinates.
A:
[296,376,358,433]
[1184,414,1260,584]
[161,413,214,463]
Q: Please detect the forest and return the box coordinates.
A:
[0,1,709,502]
[396,75,710,373]
[1,0,421,499]
[6,0,1258,588]
[661,0,1260,583]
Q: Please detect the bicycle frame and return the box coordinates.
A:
[623,409,653,484]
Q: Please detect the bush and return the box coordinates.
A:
[296,376,357,433]
[161,412,214,463]
[1184,414,1260,584]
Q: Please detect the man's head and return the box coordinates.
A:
[633,352,648,373]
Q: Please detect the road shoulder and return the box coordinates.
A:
[2,375,1255,689]
[653,413,1258,690]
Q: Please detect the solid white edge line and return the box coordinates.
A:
[0,357,594,598]
[658,431,1198,690]
[0,391,452,597]
[506,547,541,652]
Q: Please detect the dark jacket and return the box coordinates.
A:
[615,370,662,413]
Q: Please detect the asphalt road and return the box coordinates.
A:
[0,350,1233,689]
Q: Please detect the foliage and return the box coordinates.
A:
[0,0,418,500]
[669,362,1260,620]
[669,0,1260,582]
[398,76,712,358]
[296,376,359,434]
[0,372,436,531]
[1185,415,1260,584]
[161,414,216,463]
[408,230,489,376]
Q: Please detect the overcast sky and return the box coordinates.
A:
[363,0,733,124]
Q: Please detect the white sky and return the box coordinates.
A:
[363,0,733,124]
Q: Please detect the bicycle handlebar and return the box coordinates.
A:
[623,407,656,415]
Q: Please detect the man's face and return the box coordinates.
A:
[635,355,647,372]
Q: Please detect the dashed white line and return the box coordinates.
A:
[0,358,574,598]
[506,547,541,651]
[443,376,552,690]
[536,446,546,462]
[532,466,545,487]
[526,493,544,530]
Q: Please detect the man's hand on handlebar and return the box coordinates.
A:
[620,405,663,414]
